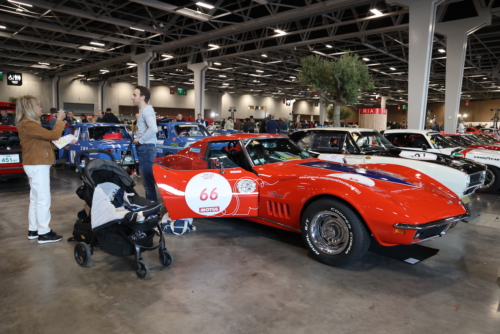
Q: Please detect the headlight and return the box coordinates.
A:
[236,179,256,193]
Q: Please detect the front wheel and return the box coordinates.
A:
[301,198,370,267]
[480,166,500,194]
[74,242,91,267]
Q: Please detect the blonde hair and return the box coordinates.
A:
[15,95,40,126]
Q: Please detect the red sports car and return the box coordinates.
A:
[152,134,469,267]
[0,125,24,179]
[444,133,500,151]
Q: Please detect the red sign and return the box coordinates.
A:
[359,108,387,115]
[376,97,381,104]
[465,101,470,106]
[282,99,286,104]
[170,88,175,95]
[310,102,314,106]
[397,106,401,110]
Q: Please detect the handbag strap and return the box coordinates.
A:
[170,220,189,235]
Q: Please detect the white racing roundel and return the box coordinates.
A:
[185,173,232,216]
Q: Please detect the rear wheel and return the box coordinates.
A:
[481,166,500,194]
[159,248,174,267]
[135,262,150,279]
[74,242,91,267]
[301,198,370,267]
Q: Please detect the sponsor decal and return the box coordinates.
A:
[200,206,220,213]
[185,172,232,216]
[473,155,500,161]
[300,161,415,187]
[272,192,284,198]
[189,147,201,153]
[359,108,387,115]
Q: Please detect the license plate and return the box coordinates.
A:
[120,150,134,165]
[0,154,20,164]
[461,195,471,204]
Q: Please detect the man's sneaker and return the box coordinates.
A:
[28,231,38,240]
[38,230,63,244]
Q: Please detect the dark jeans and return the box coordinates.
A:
[137,144,157,202]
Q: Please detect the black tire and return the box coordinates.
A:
[159,248,174,267]
[135,262,150,279]
[301,198,370,267]
[74,242,91,267]
[480,166,500,194]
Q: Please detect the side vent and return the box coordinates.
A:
[266,201,290,219]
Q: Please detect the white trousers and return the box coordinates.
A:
[23,165,52,235]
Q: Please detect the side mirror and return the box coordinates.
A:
[421,144,428,150]
[210,157,225,174]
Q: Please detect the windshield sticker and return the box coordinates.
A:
[300,161,415,187]
[189,147,201,153]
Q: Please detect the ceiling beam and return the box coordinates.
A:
[129,0,212,22]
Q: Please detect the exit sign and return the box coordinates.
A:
[0,72,3,81]
[177,88,187,96]
[402,105,407,110]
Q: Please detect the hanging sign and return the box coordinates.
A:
[177,88,187,96]
[7,73,22,86]
[465,101,470,107]
[397,106,401,110]
[285,99,291,106]
[170,88,175,95]
[314,102,319,107]
[359,108,387,115]
[282,99,286,104]
[402,105,407,110]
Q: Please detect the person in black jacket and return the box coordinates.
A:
[101,108,119,123]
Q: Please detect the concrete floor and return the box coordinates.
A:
[0,167,499,334]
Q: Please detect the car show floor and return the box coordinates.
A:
[0,167,499,334]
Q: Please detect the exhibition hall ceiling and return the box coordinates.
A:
[0,0,499,104]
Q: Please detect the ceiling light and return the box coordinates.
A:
[483,77,487,79]
[38,62,50,66]
[100,70,109,73]
[196,2,214,9]
[290,76,296,79]
[362,57,370,61]
[126,63,137,66]
[0,26,6,29]
[256,70,264,73]
[222,83,229,86]
[189,78,194,81]
[370,8,383,16]
[274,29,287,35]
[213,62,221,65]
[161,54,173,58]
[77,75,85,77]
[261,54,267,57]
[90,42,105,47]
[8,0,32,7]
[325,45,332,48]
[208,44,219,49]
[389,67,396,70]
[219,75,226,77]
[438,49,446,53]
[130,27,144,32]
[149,75,154,77]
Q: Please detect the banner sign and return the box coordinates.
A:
[359,108,387,115]
[7,73,22,86]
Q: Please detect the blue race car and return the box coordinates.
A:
[156,122,210,157]
[56,123,138,168]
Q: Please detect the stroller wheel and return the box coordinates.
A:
[159,249,174,268]
[74,242,91,267]
[135,262,150,279]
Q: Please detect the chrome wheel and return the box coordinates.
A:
[310,211,350,255]
[481,169,495,189]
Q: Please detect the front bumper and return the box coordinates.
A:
[394,210,470,243]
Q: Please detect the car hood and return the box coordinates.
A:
[260,159,466,221]
[470,144,500,151]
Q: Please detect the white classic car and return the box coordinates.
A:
[384,129,500,193]
[289,128,487,201]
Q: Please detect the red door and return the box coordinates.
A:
[153,165,259,220]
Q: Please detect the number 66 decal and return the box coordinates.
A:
[185,173,232,216]
[200,188,218,201]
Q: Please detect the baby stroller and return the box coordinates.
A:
[71,149,174,279]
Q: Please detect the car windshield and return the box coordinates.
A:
[175,124,209,137]
[429,134,457,148]
[243,138,311,166]
[478,134,498,143]
[0,129,20,150]
[88,126,131,141]
[352,131,393,151]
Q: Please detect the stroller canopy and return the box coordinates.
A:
[84,159,136,190]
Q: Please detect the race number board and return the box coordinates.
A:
[185,172,232,216]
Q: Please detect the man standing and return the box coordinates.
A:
[0,110,14,125]
[234,118,242,130]
[224,117,234,130]
[176,114,184,122]
[266,115,280,134]
[102,108,119,123]
[195,113,207,127]
[458,120,465,134]
[96,110,104,122]
[65,111,78,125]
[248,115,255,133]
[132,86,158,202]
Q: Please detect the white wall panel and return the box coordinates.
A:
[0,72,52,112]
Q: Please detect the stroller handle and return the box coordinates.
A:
[74,149,116,173]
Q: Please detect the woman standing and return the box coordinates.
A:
[15,95,67,244]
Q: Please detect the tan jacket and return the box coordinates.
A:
[18,118,65,165]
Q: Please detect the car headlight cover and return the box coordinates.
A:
[236,179,257,193]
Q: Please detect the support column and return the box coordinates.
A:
[319,98,326,126]
[188,60,210,118]
[51,76,60,109]
[97,81,107,114]
[436,6,491,134]
[392,0,444,129]
[132,51,155,88]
